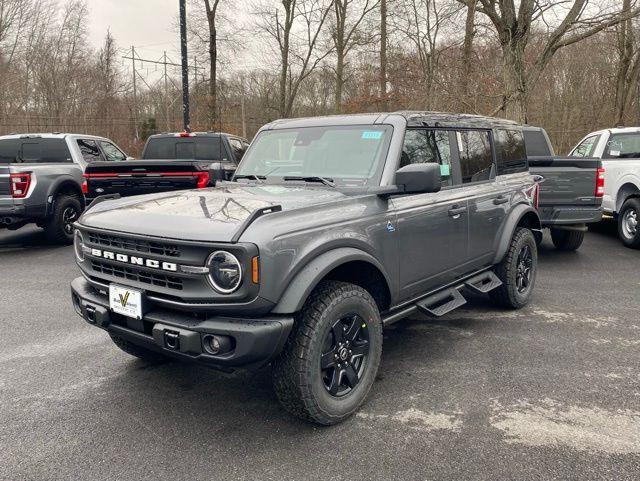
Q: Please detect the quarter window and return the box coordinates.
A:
[456,130,493,183]
[401,129,454,187]
[77,139,103,163]
[229,138,247,162]
[570,135,599,157]
[495,129,527,174]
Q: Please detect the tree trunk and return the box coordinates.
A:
[502,42,528,123]
[461,0,476,102]
[335,49,344,113]
[379,0,387,110]
[278,1,294,118]
[614,0,633,124]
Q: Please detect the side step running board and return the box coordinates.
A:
[464,271,502,295]
[416,288,467,317]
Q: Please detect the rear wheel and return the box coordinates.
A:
[43,194,82,245]
[109,334,167,362]
[272,281,382,425]
[550,228,585,251]
[490,227,537,309]
[617,198,640,249]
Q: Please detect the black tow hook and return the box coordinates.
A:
[164,330,180,351]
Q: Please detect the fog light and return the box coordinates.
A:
[204,334,233,355]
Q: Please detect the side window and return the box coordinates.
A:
[99,141,126,161]
[569,135,599,157]
[229,138,246,162]
[604,133,640,159]
[495,129,527,174]
[77,139,103,163]
[401,129,455,187]
[17,139,72,163]
[456,130,493,183]
[523,129,552,157]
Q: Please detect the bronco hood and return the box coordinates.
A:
[79,183,349,242]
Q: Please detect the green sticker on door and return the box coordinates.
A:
[440,164,451,176]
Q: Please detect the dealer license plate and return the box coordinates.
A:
[109,284,143,319]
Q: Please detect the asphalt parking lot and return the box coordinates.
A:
[1,222,639,481]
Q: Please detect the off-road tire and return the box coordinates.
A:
[490,227,537,309]
[617,198,640,249]
[109,334,167,362]
[272,281,383,425]
[550,228,585,251]
[43,194,82,245]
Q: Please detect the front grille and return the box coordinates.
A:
[88,232,181,258]
[91,260,183,290]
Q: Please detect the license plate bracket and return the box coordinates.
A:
[109,284,144,319]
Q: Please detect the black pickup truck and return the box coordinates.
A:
[523,126,603,251]
[83,132,249,203]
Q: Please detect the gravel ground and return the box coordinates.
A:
[1,221,638,481]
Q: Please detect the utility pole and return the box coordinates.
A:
[131,45,139,139]
[164,51,170,131]
[179,0,191,132]
[240,76,247,139]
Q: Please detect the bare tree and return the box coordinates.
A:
[379,0,387,109]
[461,0,476,99]
[614,0,640,124]
[331,0,379,112]
[258,0,333,118]
[204,0,220,125]
[466,0,640,122]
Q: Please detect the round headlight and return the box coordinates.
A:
[207,251,242,293]
[74,230,85,262]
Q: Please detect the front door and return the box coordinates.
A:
[391,129,468,301]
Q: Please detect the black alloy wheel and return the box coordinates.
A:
[321,314,370,397]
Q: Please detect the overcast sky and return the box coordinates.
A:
[87,0,183,58]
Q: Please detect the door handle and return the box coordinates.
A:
[448,205,467,217]
[493,195,509,205]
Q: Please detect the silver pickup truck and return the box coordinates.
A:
[0,133,128,244]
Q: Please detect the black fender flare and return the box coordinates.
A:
[45,177,85,216]
[492,204,542,264]
[271,247,392,315]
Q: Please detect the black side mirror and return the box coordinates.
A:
[395,163,441,194]
[208,162,226,184]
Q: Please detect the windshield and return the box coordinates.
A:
[235,125,392,186]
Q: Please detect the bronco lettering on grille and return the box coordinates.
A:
[90,248,178,272]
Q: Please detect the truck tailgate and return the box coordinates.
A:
[84,160,209,201]
[529,156,603,225]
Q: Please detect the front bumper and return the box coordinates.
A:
[70,277,294,370]
[538,205,603,226]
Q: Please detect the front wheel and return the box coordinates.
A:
[550,228,585,251]
[617,198,640,249]
[490,227,538,309]
[272,281,383,425]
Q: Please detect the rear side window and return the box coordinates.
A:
[495,129,528,174]
[456,130,493,183]
[401,129,456,187]
[77,139,103,163]
[228,138,247,162]
[0,138,72,163]
[523,129,552,157]
[604,133,640,159]
[99,141,127,161]
[570,135,599,157]
[143,136,224,161]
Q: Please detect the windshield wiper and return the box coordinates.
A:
[234,174,266,183]
[283,176,335,187]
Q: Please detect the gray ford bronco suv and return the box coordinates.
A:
[71,112,542,424]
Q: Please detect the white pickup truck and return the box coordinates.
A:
[569,127,640,248]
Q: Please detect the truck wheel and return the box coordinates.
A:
[490,227,537,309]
[618,198,640,249]
[272,281,383,425]
[43,194,82,245]
[550,228,585,251]
[109,334,167,362]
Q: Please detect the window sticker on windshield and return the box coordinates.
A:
[440,164,451,176]
[362,131,383,140]
[610,150,620,157]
